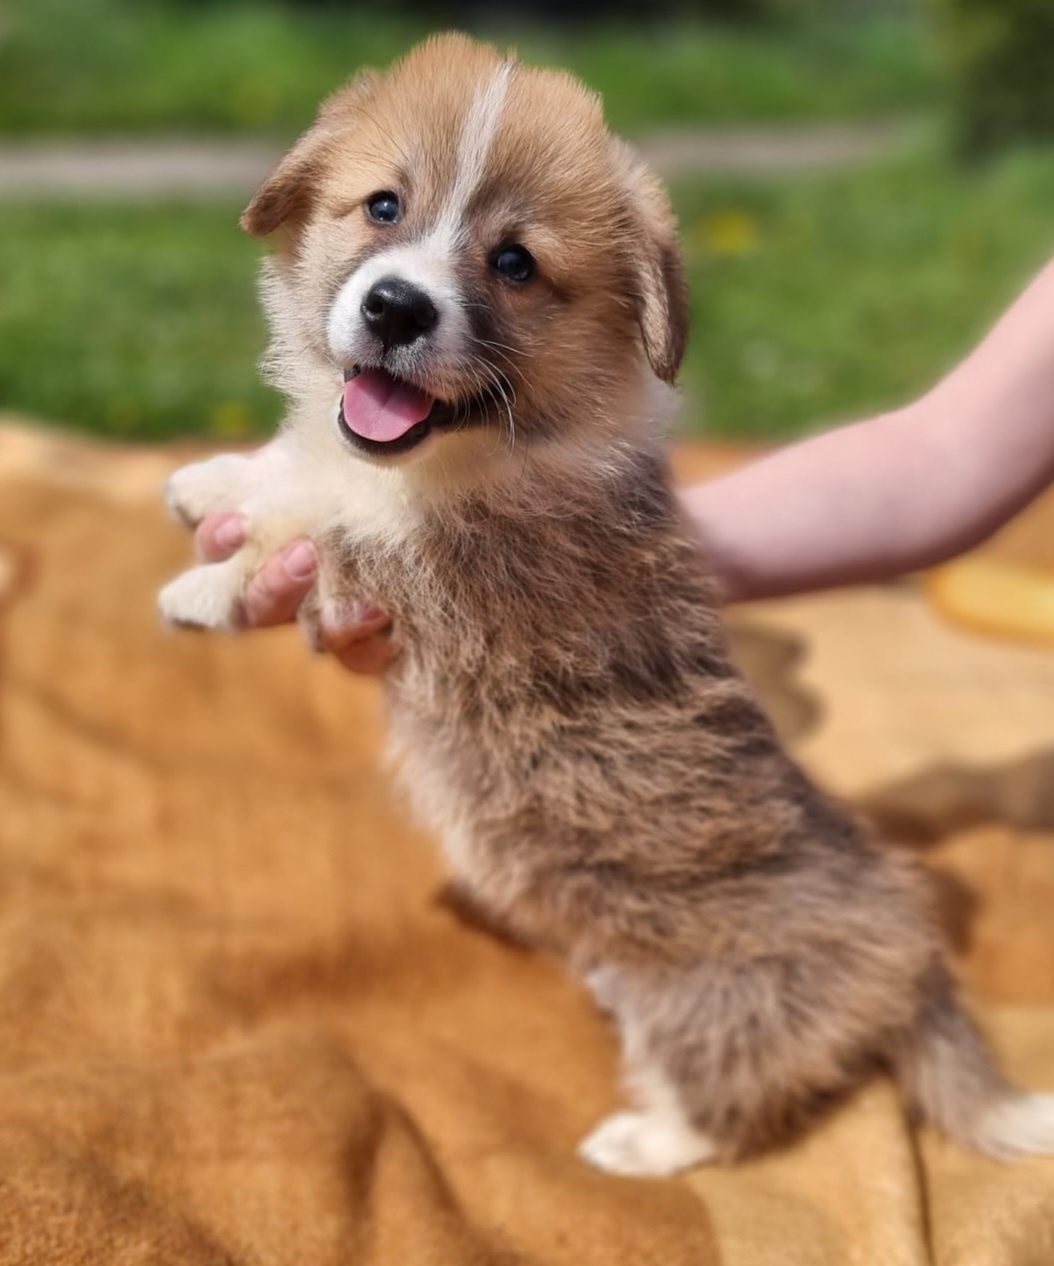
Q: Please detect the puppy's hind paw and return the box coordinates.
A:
[158,562,244,631]
[976,1092,1054,1158]
[579,1111,716,1178]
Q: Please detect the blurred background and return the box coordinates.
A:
[2,0,1054,445]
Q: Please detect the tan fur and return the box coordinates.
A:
[160,34,1054,1172]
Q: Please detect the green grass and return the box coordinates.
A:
[0,203,272,441]
[0,0,938,137]
[679,139,1054,437]
[3,141,1054,444]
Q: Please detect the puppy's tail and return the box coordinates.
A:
[896,962,1054,1158]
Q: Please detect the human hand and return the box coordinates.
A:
[193,512,396,674]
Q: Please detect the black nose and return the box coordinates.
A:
[361,276,438,347]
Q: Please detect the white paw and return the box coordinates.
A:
[978,1092,1054,1158]
[579,1111,715,1178]
[165,454,251,527]
[158,561,244,630]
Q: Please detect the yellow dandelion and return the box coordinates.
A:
[695,210,761,258]
[210,401,254,440]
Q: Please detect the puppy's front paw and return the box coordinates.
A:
[158,561,244,631]
[579,1111,715,1177]
[165,454,251,527]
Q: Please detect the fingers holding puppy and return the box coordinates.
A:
[194,511,247,562]
[195,513,316,625]
[194,512,396,673]
[320,602,395,674]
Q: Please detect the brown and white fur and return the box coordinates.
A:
[159,35,1054,1174]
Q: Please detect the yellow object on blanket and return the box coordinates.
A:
[928,556,1054,649]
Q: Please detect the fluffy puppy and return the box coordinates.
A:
[159,34,1054,1174]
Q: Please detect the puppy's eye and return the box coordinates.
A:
[365,191,401,224]
[492,244,535,283]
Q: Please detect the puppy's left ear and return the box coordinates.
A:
[614,141,690,384]
[241,69,379,238]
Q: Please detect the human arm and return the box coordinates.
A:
[686,258,1054,602]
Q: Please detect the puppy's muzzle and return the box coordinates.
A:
[362,276,438,348]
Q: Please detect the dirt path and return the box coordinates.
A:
[0,120,912,199]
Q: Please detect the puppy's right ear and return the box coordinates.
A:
[240,69,379,238]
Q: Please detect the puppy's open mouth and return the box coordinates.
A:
[338,367,464,456]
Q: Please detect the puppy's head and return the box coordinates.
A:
[244,34,688,465]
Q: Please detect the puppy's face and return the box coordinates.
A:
[244,35,688,466]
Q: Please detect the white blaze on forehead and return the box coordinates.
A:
[327,61,514,372]
[437,59,514,239]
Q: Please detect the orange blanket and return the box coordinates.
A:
[2,424,1053,1264]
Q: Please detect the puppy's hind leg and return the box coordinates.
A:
[579,1064,717,1177]
[897,961,1054,1158]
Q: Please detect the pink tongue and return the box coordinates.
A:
[342,369,434,442]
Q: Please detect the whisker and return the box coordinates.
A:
[466,337,522,381]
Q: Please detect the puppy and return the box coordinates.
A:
[159,34,1054,1174]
